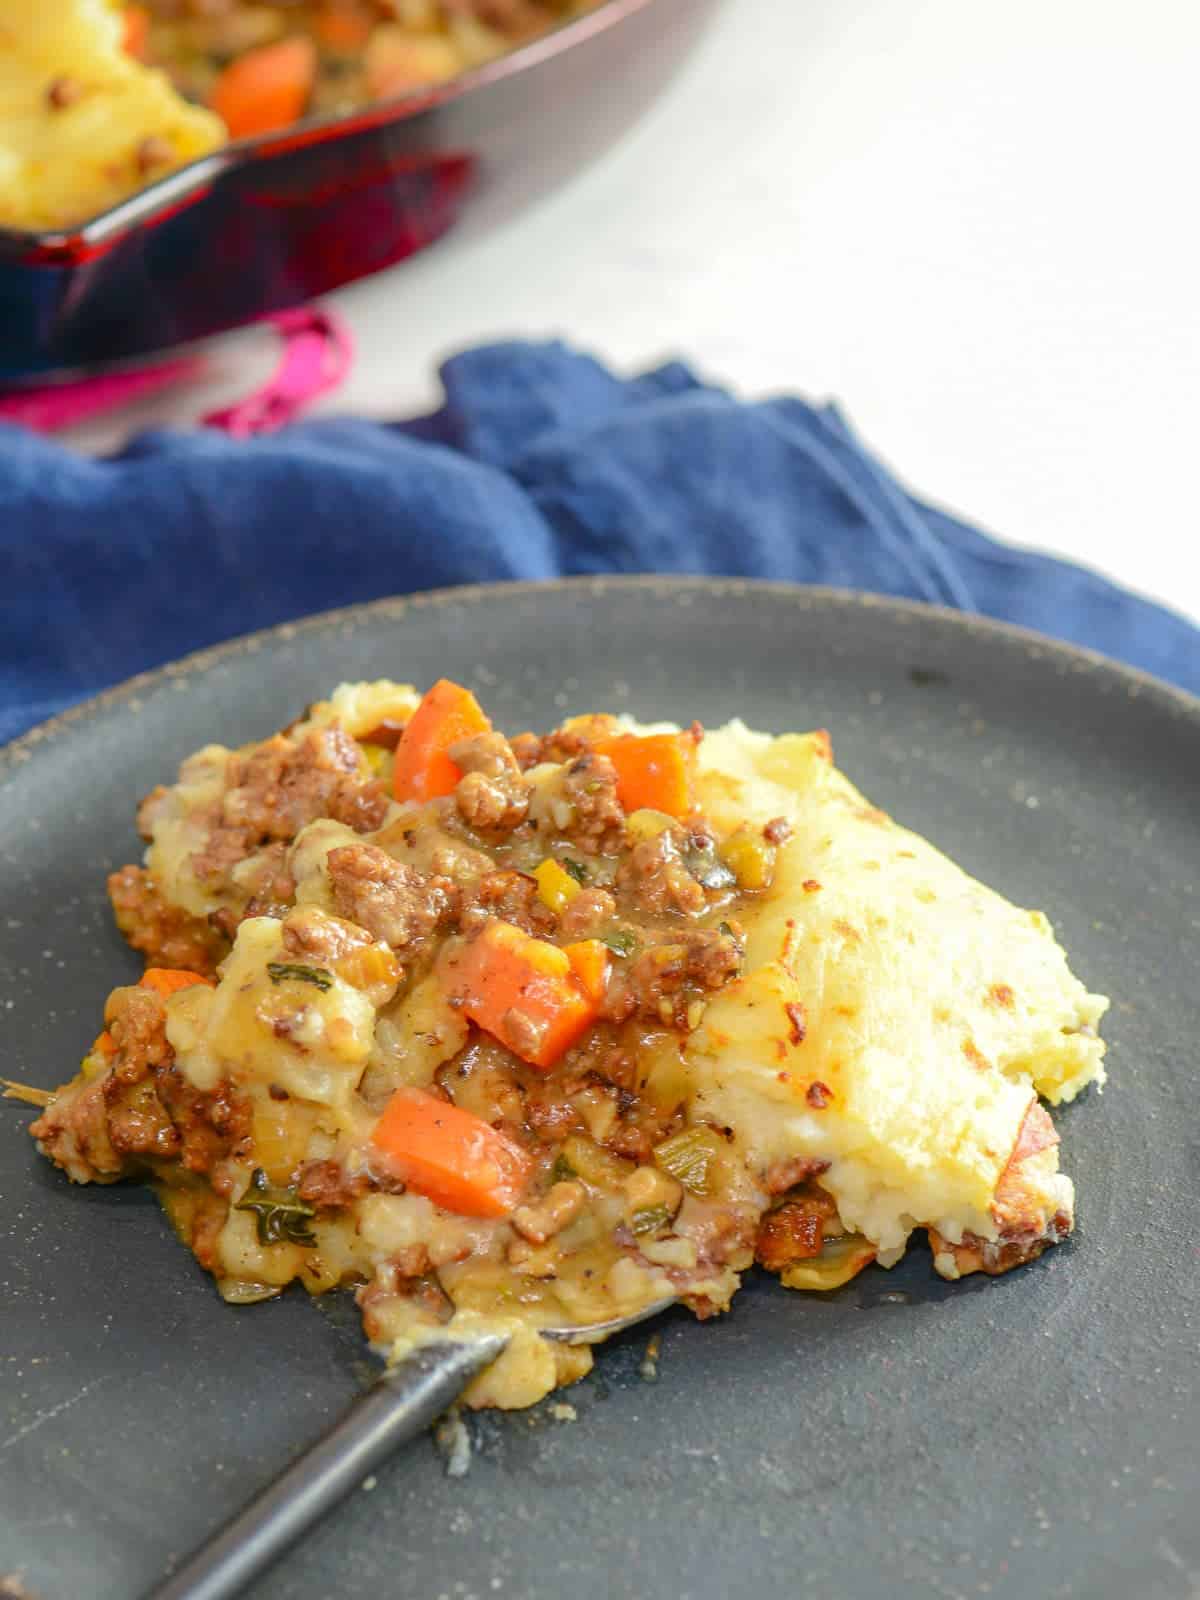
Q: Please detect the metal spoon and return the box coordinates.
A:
[150,1297,674,1600]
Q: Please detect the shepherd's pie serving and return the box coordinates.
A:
[22,681,1107,1407]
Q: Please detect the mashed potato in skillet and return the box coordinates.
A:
[0,0,222,232]
[28,681,1106,1408]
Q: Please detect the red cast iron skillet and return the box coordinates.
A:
[0,0,720,383]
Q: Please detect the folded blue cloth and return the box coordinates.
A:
[3,340,1196,745]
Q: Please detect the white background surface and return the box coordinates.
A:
[68,0,1200,622]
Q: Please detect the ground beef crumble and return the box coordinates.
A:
[280,904,374,963]
[297,1159,374,1209]
[327,843,458,955]
[763,1154,831,1195]
[108,864,225,976]
[458,868,556,937]
[191,726,387,891]
[557,885,618,938]
[560,753,625,848]
[240,842,297,921]
[449,732,529,833]
[510,716,622,771]
[616,829,709,917]
[31,985,249,1182]
[603,928,741,1026]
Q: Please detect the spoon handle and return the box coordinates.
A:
[150,1334,506,1600]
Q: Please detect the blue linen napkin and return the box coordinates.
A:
[3,339,1197,746]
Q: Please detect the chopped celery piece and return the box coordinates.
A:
[653,1126,725,1197]
[630,1204,675,1236]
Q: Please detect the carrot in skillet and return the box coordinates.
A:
[593,732,693,819]
[392,679,491,803]
[121,5,150,59]
[441,919,599,1070]
[210,38,318,141]
[370,1087,531,1218]
[139,968,214,998]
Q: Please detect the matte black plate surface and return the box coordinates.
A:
[1,579,1197,1600]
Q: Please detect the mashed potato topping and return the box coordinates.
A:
[29,682,1106,1408]
[688,722,1103,1259]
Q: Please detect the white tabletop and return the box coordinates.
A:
[67,0,1200,625]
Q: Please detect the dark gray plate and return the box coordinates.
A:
[2,579,1197,1600]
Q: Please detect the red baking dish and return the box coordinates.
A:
[0,0,720,382]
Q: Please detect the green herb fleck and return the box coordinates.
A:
[630,1204,674,1237]
[550,1152,576,1185]
[235,1168,316,1246]
[561,858,588,885]
[600,929,637,958]
[267,962,333,991]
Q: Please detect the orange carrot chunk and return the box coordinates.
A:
[442,920,599,1071]
[371,1087,532,1218]
[593,732,692,819]
[139,968,214,998]
[392,678,491,803]
[91,1030,118,1058]
[122,5,150,59]
[564,939,609,1005]
[210,37,317,141]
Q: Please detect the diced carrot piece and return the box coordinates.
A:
[371,1087,532,1218]
[210,37,317,141]
[92,1030,117,1058]
[140,968,214,998]
[122,5,150,60]
[441,920,598,1070]
[564,940,609,1005]
[593,732,692,819]
[392,679,492,804]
